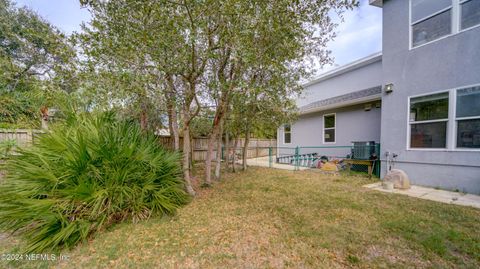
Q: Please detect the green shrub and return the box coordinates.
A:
[0,92,40,128]
[0,112,189,252]
[0,139,17,159]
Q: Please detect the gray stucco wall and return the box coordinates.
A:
[297,59,383,107]
[277,102,381,157]
[380,0,480,193]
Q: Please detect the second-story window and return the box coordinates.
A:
[411,0,453,47]
[460,0,480,30]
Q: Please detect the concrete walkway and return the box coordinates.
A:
[364,182,480,209]
[243,156,309,171]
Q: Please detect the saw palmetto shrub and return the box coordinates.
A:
[0,112,189,252]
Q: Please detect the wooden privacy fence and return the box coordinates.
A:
[0,130,277,162]
[0,129,44,147]
[157,136,277,161]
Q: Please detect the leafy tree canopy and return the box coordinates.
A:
[0,0,78,128]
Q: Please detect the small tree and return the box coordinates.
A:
[79,0,358,192]
[202,0,357,182]
[79,0,226,196]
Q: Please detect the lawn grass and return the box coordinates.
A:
[1,167,480,268]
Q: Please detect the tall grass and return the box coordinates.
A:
[0,112,189,252]
[0,139,17,159]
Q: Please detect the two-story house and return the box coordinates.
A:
[277,0,480,193]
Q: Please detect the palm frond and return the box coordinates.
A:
[0,111,189,252]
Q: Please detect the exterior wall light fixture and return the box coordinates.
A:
[384,83,394,94]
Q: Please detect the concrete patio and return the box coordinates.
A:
[364,182,480,209]
[243,156,309,171]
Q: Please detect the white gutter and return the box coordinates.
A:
[299,94,382,115]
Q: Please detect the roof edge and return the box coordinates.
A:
[299,94,382,115]
[369,0,383,7]
[303,52,382,87]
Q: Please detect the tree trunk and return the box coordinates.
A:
[182,124,196,196]
[166,75,180,151]
[242,125,250,171]
[140,109,148,131]
[204,103,227,185]
[167,104,180,151]
[214,120,224,180]
[172,111,180,151]
[167,111,174,148]
[225,131,230,170]
[40,106,48,130]
[232,137,239,172]
[190,136,194,170]
[204,127,218,186]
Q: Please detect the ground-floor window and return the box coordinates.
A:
[409,92,449,148]
[323,114,335,143]
[408,85,480,150]
[456,86,480,148]
[284,124,291,144]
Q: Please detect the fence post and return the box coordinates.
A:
[295,146,299,171]
[376,143,381,177]
[269,147,272,168]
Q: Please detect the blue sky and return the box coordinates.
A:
[14,0,382,72]
[14,0,91,34]
[327,0,382,67]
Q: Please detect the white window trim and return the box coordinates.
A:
[407,83,480,151]
[459,0,480,32]
[323,113,336,144]
[409,0,453,49]
[453,0,460,32]
[454,84,480,150]
[407,90,450,150]
[283,124,291,145]
[411,6,453,25]
[409,0,480,50]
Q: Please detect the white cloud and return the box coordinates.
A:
[317,0,382,74]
